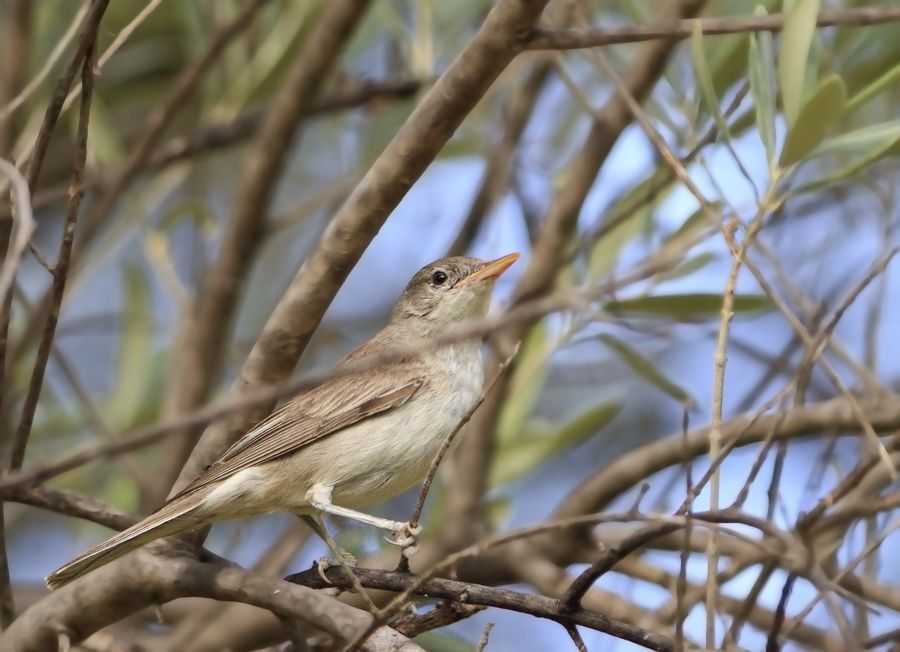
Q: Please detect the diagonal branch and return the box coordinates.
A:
[164,0,374,499]
[176,0,553,487]
[9,41,97,471]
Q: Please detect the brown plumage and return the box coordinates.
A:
[46,253,518,589]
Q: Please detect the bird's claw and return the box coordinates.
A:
[315,549,358,584]
[384,521,422,558]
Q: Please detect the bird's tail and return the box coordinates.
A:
[45,495,206,590]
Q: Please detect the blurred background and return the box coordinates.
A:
[2,1,900,650]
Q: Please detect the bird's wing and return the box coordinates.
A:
[172,368,423,498]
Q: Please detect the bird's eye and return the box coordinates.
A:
[431,270,448,286]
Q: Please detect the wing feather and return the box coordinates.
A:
[172,369,423,498]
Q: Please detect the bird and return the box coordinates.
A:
[46,253,519,589]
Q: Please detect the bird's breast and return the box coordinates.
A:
[323,343,484,507]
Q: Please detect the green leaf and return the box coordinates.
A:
[779,74,846,166]
[605,293,772,319]
[85,97,126,167]
[778,0,821,126]
[692,22,728,141]
[104,266,157,430]
[792,135,900,195]
[658,204,717,258]
[845,60,900,115]
[491,402,621,487]
[708,0,779,95]
[599,334,695,407]
[810,120,900,158]
[589,184,661,280]
[657,252,717,282]
[748,6,777,165]
[588,213,649,280]
[496,323,548,445]
[414,631,473,652]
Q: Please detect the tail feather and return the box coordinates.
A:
[46,496,205,590]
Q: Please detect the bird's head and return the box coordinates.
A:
[390,253,519,332]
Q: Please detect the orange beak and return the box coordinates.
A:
[454,252,520,288]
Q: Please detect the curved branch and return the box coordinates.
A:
[3,557,420,652]
[554,396,900,522]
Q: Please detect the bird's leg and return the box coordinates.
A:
[300,514,357,566]
[298,513,374,605]
[306,484,422,552]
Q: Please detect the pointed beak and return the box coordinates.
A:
[454,252,520,288]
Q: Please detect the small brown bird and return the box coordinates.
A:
[46,253,519,589]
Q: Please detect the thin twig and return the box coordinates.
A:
[0,159,33,305]
[398,343,521,572]
[9,41,97,470]
[0,7,85,123]
[527,7,900,50]
[564,623,588,652]
[476,622,495,652]
[22,0,109,192]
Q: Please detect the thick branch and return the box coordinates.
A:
[165,0,373,498]
[3,558,419,652]
[554,396,900,521]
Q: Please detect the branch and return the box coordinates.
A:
[164,0,374,499]
[287,566,676,652]
[22,0,109,191]
[553,395,900,523]
[407,347,520,531]
[6,486,134,531]
[526,7,900,50]
[9,39,97,470]
[8,76,426,217]
[0,160,33,313]
[3,558,421,652]
[446,56,552,256]
[176,0,552,487]
[442,0,706,552]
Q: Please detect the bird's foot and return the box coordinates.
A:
[384,521,423,558]
[315,549,358,585]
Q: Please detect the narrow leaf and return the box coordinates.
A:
[845,60,900,115]
[748,6,776,165]
[599,334,695,407]
[106,266,155,430]
[779,74,846,166]
[691,22,731,143]
[811,120,900,158]
[792,135,900,196]
[491,402,621,487]
[588,199,651,280]
[657,252,717,282]
[496,323,548,444]
[605,293,772,319]
[778,0,821,126]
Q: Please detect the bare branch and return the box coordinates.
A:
[287,566,676,652]
[527,7,900,50]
